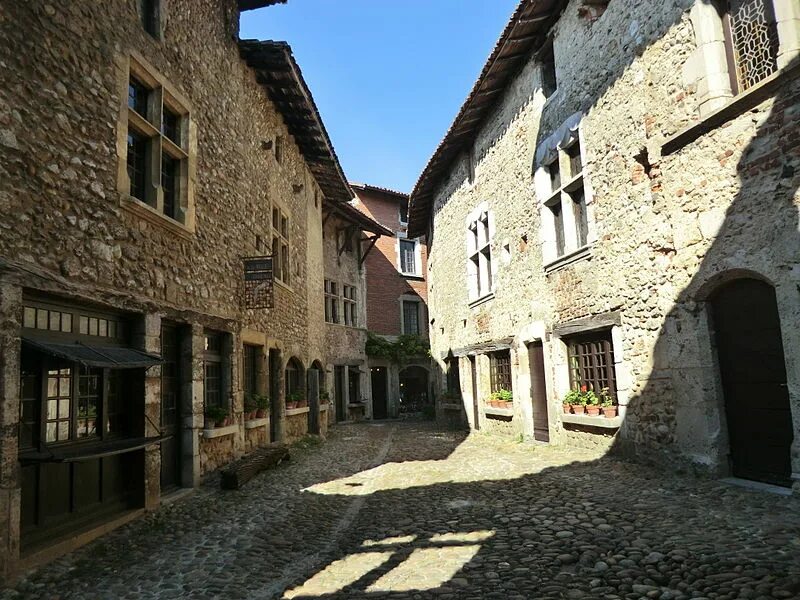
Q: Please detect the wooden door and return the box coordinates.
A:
[469,356,480,431]
[335,366,346,423]
[711,278,793,486]
[308,368,320,434]
[371,367,388,419]
[528,342,550,442]
[160,324,181,492]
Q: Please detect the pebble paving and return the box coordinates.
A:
[4,421,800,599]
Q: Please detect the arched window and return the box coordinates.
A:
[285,357,304,404]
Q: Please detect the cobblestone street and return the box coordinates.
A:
[5,422,800,600]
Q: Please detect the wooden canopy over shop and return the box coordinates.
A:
[407,0,564,237]
[239,40,354,206]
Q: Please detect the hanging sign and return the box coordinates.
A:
[243,256,274,309]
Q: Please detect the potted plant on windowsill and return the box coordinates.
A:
[570,386,588,414]
[563,390,579,414]
[319,391,330,406]
[205,406,229,429]
[489,389,513,409]
[286,392,303,410]
[255,394,270,419]
[585,389,601,416]
[244,393,258,421]
[600,388,617,418]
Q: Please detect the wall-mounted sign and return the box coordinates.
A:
[243,256,274,309]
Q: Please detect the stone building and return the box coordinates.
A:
[352,184,434,419]
[0,0,387,577]
[409,0,800,489]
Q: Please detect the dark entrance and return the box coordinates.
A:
[160,323,182,492]
[527,342,550,442]
[371,367,388,419]
[398,366,429,415]
[470,356,480,431]
[710,278,793,486]
[334,366,346,423]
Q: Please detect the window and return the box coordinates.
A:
[536,125,590,265]
[46,366,73,443]
[722,0,780,93]
[399,239,418,275]
[567,331,617,400]
[489,351,512,394]
[243,344,259,397]
[140,0,159,37]
[402,300,420,335]
[275,135,283,163]
[467,210,493,300]
[540,40,557,98]
[324,280,340,324]
[203,331,225,410]
[161,324,180,433]
[76,366,101,439]
[343,285,357,327]
[399,197,409,224]
[285,358,302,400]
[272,206,290,285]
[123,60,189,223]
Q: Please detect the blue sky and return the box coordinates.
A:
[240,0,519,193]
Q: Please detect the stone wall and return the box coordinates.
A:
[425,0,800,478]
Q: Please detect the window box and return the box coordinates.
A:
[244,417,269,430]
[202,423,238,439]
[485,406,513,418]
[561,413,622,429]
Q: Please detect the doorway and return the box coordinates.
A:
[371,367,388,419]
[160,323,182,492]
[398,366,429,415]
[469,356,480,431]
[527,341,550,442]
[710,278,793,486]
[334,366,346,423]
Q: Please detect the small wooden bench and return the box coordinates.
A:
[220,444,289,490]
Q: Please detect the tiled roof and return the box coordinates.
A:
[350,182,409,199]
[407,0,564,237]
[238,0,287,11]
[239,40,354,205]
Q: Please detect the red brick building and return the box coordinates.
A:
[351,184,432,418]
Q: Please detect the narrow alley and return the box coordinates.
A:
[4,422,799,599]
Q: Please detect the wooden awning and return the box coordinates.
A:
[22,337,163,369]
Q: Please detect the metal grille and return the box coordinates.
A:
[567,332,616,399]
[489,351,512,393]
[728,0,779,92]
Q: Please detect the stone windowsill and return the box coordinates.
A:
[244,417,270,430]
[485,406,514,418]
[468,292,495,309]
[441,402,463,411]
[544,245,591,275]
[274,278,293,295]
[202,424,238,439]
[348,403,366,409]
[286,407,310,417]
[662,60,800,156]
[121,195,193,240]
[561,413,622,429]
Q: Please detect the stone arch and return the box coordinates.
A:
[691,268,776,303]
[284,356,305,405]
[398,365,431,415]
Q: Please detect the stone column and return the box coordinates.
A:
[269,348,285,443]
[687,1,735,117]
[182,324,204,487]
[132,313,162,510]
[775,0,800,68]
[0,281,21,580]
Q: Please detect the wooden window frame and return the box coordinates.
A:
[489,350,512,394]
[467,212,493,300]
[343,285,358,327]
[398,238,419,276]
[566,330,617,401]
[324,280,340,324]
[401,300,421,336]
[203,331,226,411]
[272,205,291,286]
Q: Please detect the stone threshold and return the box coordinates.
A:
[286,407,310,417]
[202,424,238,439]
[720,477,792,497]
[561,413,621,429]
[245,417,270,430]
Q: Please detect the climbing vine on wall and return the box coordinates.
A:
[365,333,431,364]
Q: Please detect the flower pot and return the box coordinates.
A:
[562,404,572,414]
[586,406,601,417]
[571,404,585,414]
[287,401,298,410]
[603,406,618,419]
[215,418,226,428]
[298,399,308,408]
[501,401,513,410]
[256,409,267,419]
